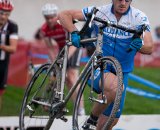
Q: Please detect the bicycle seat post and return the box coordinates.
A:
[95,28,103,55]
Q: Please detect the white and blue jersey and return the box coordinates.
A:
[82,4,150,73]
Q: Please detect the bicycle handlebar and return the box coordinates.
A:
[79,7,98,35]
[79,7,147,37]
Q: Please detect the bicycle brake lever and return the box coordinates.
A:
[89,7,99,28]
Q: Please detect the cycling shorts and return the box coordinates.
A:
[67,48,82,68]
[87,68,129,118]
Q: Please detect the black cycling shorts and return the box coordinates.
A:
[67,48,82,68]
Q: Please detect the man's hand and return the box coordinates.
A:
[71,31,81,48]
[129,38,143,52]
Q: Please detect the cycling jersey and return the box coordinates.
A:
[0,20,18,61]
[82,4,150,72]
[41,23,66,50]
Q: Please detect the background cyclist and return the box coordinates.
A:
[58,0,154,129]
[0,0,18,110]
[40,3,85,115]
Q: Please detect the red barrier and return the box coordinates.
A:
[7,39,49,87]
[7,39,29,87]
[134,43,160,67]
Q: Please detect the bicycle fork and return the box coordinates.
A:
[89,32,107,105]
[89,59,107,105]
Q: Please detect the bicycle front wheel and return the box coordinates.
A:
[19,63,57,130]
[72,56,123,130]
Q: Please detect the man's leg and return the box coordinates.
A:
[96,114,119,130]
[83,72,119,129]
[0,63,7,111]
[93,73,129,130]
[83,72,121,129]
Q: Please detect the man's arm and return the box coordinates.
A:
[0,38,18,53]
[139,31,154,54]
[58,10,84,33]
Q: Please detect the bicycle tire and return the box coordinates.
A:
[19,63,58,130]
[72,56,123,130]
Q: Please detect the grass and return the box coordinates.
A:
[123,67,160,115]
[0,67,160,116]
[0,86,24,116]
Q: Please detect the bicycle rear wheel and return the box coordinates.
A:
[19,63,58,130]
[72,56,123,130]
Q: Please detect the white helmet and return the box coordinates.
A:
[42,3,58,16]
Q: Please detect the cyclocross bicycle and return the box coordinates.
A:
[19,7,146,130]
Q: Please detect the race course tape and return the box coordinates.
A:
[29,53,90,63]
[128,73,160,91]
[127,86,160,100]
[128,74,160,100]
[29,53,49,59]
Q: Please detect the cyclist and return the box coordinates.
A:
[0,0,18,110]
[40,3,85,115]
[58,0,153,129]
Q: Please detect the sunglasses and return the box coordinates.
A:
[118,0,132,2]
[0,10,11,16]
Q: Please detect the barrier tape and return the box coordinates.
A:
[128,73,160,100]
[29,53,49,59]
[128,73,160,91]
[127,86,160,100]
[29,53,89,62]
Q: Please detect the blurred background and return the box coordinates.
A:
[10,0,160,40]
[0,0,160,130]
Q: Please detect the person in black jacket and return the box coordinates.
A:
[0,0,18,110]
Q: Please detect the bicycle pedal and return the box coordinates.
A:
[27,105,34,112]
[89,97,107,104]
[60,116,68,122]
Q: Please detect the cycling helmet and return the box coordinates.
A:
[42,3,58,16]
[0,0,14,11]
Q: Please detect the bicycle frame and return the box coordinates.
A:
[47,31,107,110]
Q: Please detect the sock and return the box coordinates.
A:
[87,113,98,126]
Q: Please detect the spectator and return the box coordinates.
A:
[40,3,85,115]
[0,0,18,110]
[155,26,160,41]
